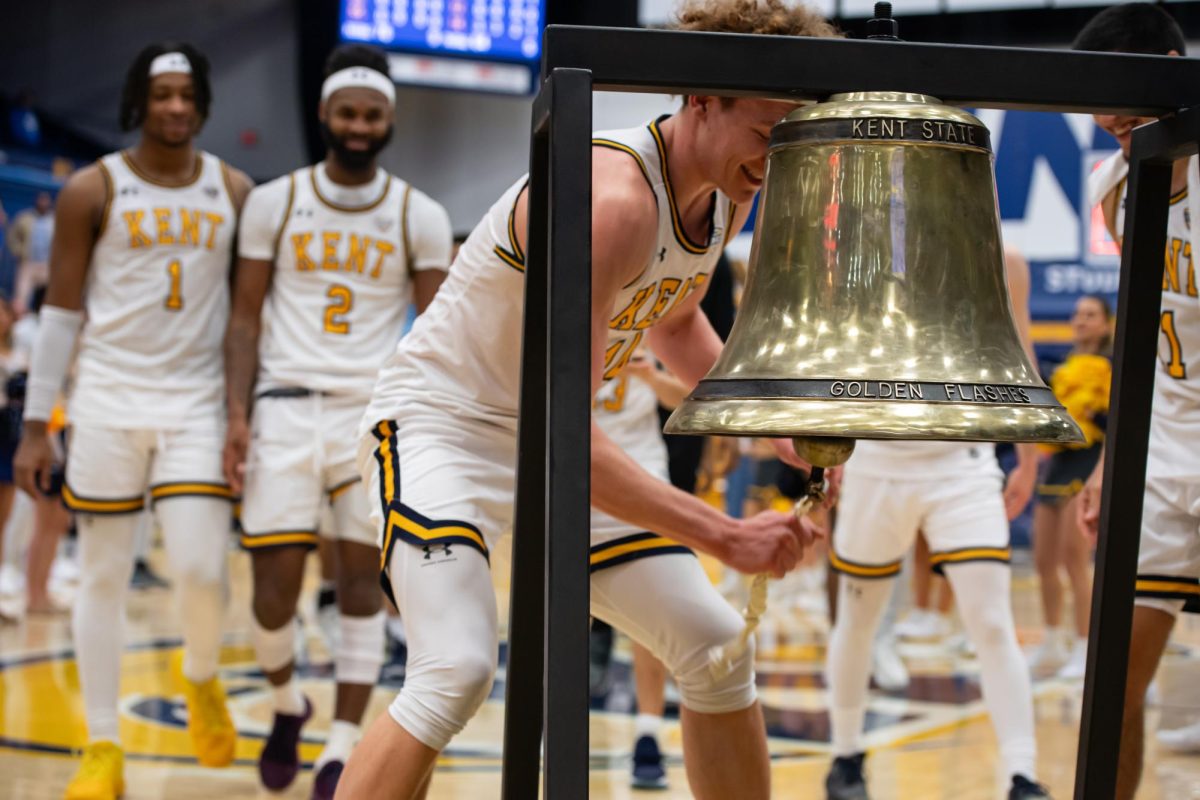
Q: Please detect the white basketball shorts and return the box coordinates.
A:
[240,391,375,551]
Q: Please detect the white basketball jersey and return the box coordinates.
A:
[365,117,735,431]
[72,151,235,428]
[593,371,668,474]
[256,166,413,400]
[1104,160,1200,424]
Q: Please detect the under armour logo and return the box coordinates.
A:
[119,186,139,196]
[295,207,314,218]
[423,543,453,560]
[377,217,394,231]
[203,186,219,199]
[657,247,667,262]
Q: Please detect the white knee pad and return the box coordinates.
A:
[387,637,498,751]
[336,611,386,685]
[672,628,758,715]
[251,615,297,673]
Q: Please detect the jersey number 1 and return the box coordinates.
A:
[165,259,183,311]
[1162,310,1188,379]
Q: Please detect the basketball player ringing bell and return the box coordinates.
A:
[337,3,841,799]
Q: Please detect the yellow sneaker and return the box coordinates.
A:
[63,741,124,800]
[182,675,236,767]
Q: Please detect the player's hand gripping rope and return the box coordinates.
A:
[708,466,828,680]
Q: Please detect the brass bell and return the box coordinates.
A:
[666,92,1084,466]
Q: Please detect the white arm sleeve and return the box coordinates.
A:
[237,177,292,261]
[407,189,453,272]
[24,305,84,422]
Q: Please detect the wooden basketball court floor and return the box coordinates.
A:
[2,537,1199,799]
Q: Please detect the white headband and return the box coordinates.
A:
[321,66,395,106]
[149,52,192,77]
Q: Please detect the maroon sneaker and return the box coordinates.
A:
[258,697,312,790]
[310,760,345,800]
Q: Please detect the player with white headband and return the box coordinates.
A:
[14,42,252,800]
[224,43,451,800]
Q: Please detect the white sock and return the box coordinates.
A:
[73,514,139,744]
[317,719,361,768]
[826,576,895,757]
[944,562,1038,781]
[635,713,662,742]
[272,678,307,716]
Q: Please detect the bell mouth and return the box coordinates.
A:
[664,394,1084,445]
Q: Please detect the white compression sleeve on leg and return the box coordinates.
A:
[158,497,230,683]
[24,305,84,422]
[73,513,139,743]
[826,575,894,757]
[943,561,1038,782]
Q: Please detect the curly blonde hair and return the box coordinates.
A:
[673,0,841,38]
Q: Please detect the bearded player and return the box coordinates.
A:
[336,4,840,798]
[224,45,451,800]
[14,43,251,800]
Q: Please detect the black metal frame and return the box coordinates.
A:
[504,24,1200,799]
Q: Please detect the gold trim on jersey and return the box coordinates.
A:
[828,550,902,579]
[62,486,145,515]
[309,166,392,213]
[1169,188,1188,206]
[493,182,529,274]
[327,477,360,501]
[930,546,1011,575]
[648,118,713,256]
[271,173,297,261]
[120,150,204,188]
[149,482,235,504]
[591,139,656,202]
[220,160,237,207]
[96,160,114,237]
[240,530,321,550]
[724,202,739,245]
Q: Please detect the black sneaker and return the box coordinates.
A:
[825,753,870,800]
[1009,775,1051,799]
[130,559,170,590]
[258,697,312,791]
[631,735,668,790]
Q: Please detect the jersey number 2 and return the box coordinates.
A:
[324,284,353,335]
[1162,310,1188,379]
[165,259,183,311]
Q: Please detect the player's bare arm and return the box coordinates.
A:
[13,165,106,497]
[1004,246,1039,519]
[222,256,273,493]
[227,167,254,213]
[412,268,445,313]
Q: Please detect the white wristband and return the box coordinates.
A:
[24,305,84,422]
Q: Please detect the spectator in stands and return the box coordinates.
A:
[7,191,54,314]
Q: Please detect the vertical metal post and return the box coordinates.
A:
[1074,141,1174,800]
[503,67,594,800]
[501,78,553,800]
[542,67,594,800]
